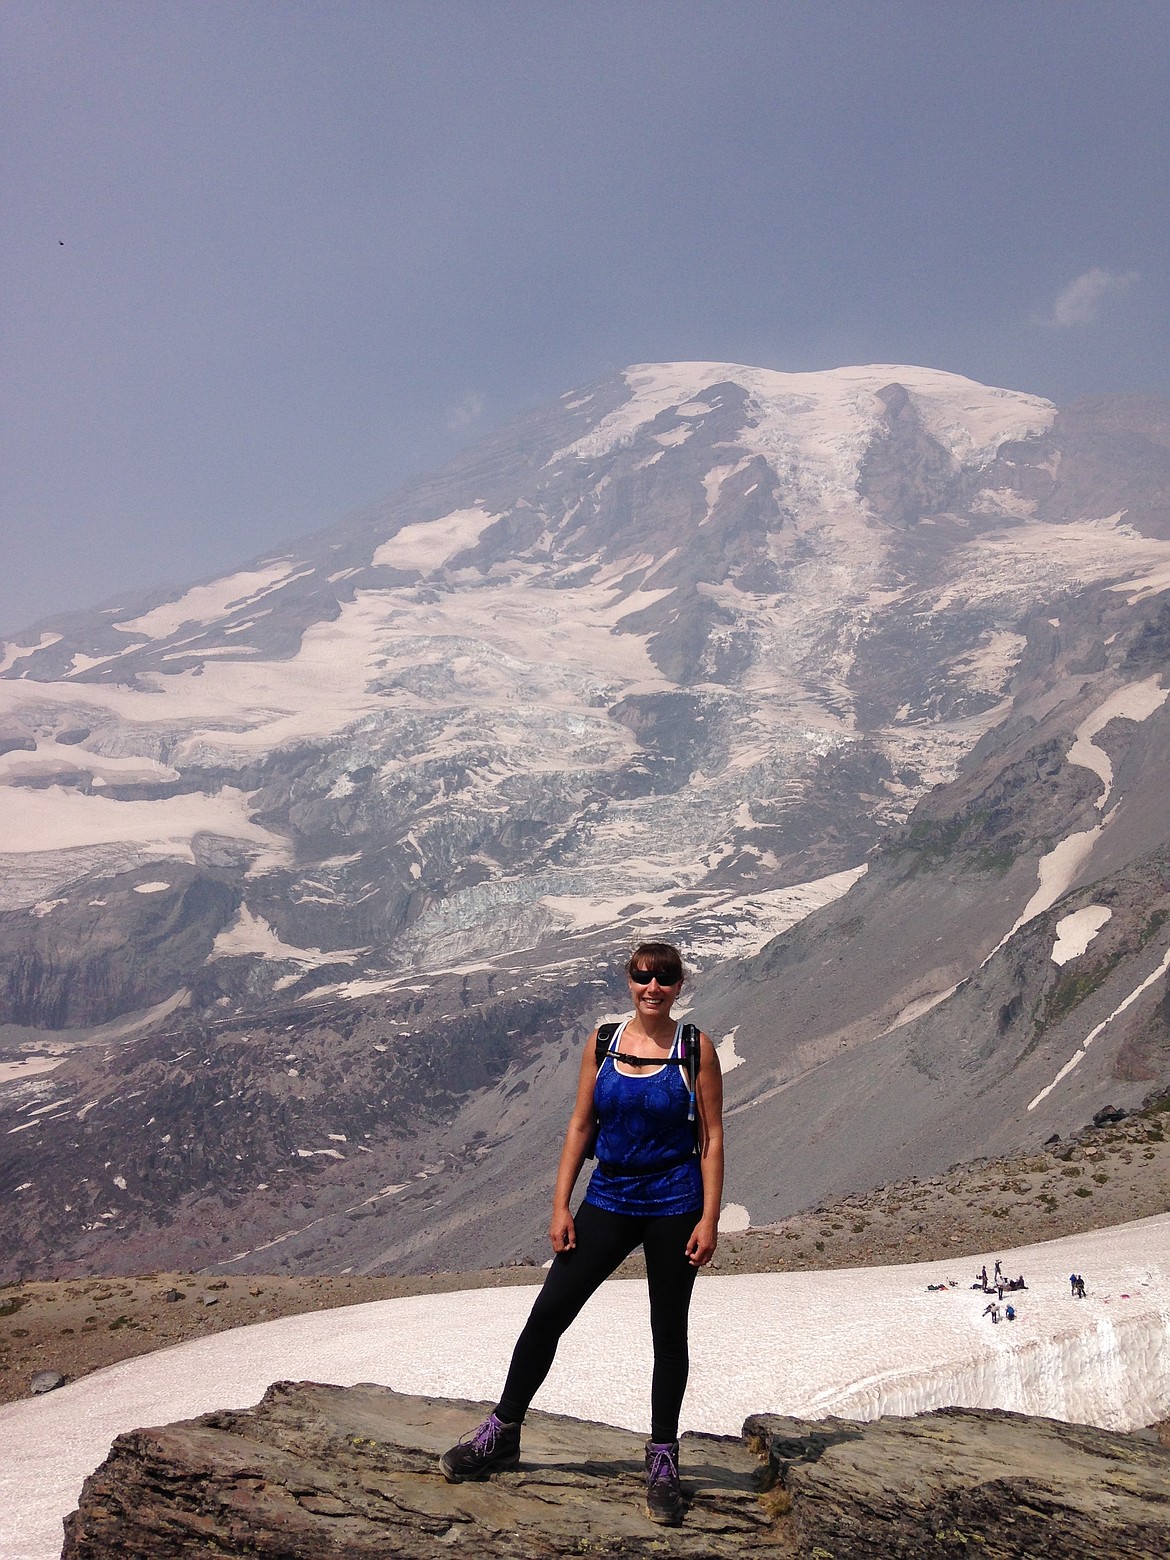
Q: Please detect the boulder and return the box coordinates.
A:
[29,1369,66,1395]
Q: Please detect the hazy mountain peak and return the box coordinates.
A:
[3,366,1170,1281]
[559,360,1056,477]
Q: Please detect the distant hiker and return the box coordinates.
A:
[1005,1304,1016,1321]
[1076,1275,1087,1299]
[979,1264,988,1289]
[993,1259,1003,1283]
[983,1302,1000,1323]
[1070,1273,1078,1297]
[440,941,724,1528]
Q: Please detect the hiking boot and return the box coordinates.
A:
[644,1438,683,1525]
[439,1412,521,1482]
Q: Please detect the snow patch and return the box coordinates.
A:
[132,881,171,895]
[0,742,180,787]
[0,785,289,868]
[994,678,1168,962]
[0,1058,63,1085]
[302,975,401,1000]
[113,563,300,640]
[161,645,263,661]
[65,651,126,677]
[1028,946,1170,1110]
[652,425,693,448]
[211,906,361,969]
[716,1028,745,1074]
[699,457,752,523]
[371,508,498,573]
[1067,677,1167,806]
[997,826,1104,955]
[0,634,62,675]
[1110,555,1170,603]
[881,984,960,1036]
[1052,906,1112,966]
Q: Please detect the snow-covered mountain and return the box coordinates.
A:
[2,364,1169,1278]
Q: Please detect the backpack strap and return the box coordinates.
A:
[594,1021,620,1069]
[584,1022,621,1162]
[680,1023,700,1128]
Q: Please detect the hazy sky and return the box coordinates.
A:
[3,1,1168,635]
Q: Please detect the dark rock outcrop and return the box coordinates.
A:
[746,1408,1170,1558]
[61,1383,1170,1559]
[61,1381,774,1558]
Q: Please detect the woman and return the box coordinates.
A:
[440,940,724,1526]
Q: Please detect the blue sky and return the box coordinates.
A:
[3,0,1168,634]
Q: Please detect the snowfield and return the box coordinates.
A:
[551,362,1056,485]
[1,1214,1167,1560]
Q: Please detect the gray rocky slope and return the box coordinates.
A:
[1,365,1169,1278]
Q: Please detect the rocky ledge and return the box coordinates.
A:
[62,1381,1170,1559]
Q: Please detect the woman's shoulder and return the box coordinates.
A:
[688,1025,719,1066]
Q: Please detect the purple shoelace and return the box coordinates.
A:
[465,1412,508,1452]
[646,1442,679,1485]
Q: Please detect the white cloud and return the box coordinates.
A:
[1050,267,1139,327]
[445,391,486,430]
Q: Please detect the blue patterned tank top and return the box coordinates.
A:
[584,1019,703,1218]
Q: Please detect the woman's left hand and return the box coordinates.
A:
[686,1217,718,1268]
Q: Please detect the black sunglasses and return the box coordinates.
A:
[630,968,680,986]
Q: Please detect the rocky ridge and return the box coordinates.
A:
[60,1381,1170,1559]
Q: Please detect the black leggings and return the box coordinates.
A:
[496,1201,700,1443]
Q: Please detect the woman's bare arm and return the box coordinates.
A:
[686,1031,724,1268]
[548,1031,602,1253]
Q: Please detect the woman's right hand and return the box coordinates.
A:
[549,1207,576,1254]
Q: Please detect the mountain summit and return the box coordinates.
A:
[2,363,1169,1277]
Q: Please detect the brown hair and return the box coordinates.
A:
[626,941,685,985]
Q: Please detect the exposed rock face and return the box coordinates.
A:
[61,1382,775,1558]
[747,1408,1170,1559]
[60,1382,1170,1559]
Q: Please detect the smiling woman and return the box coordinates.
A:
[439,940,725,1526]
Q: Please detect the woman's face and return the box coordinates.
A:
[628,963,682,1023]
